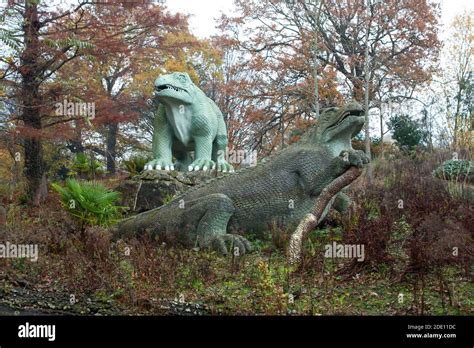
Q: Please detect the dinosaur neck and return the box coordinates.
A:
[325,138,352,157]
[162,104,193,145]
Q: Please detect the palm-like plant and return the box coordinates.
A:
[52,179,125,232]
[123,155,153,175]
[70,153,106,179]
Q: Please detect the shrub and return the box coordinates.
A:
[123,155,153,175]
[52,179,125,232]
[387,114,428,152]
[341,152,473,276]
[433,159,473,182]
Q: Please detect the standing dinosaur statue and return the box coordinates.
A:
[116,102,369,255]
[144,72,233,173]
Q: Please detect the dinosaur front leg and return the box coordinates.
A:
[186,194,252,255]
[145,105,175,171]
[309,149,369,197]
[345,149,370,168]
[188,135,215,171]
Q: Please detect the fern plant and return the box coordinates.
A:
[123,155,152,175]
[52,179,125,232]
[69,153,106,179]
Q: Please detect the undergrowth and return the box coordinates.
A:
[0,151,472,315]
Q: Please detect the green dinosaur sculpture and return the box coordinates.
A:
[116,102,369,255]
[144,72,233,173]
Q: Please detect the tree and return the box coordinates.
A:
[387,114,426,152]
[439,10,473,150]
[216,1,344,155]
[0,1,99,202]
[0,0,195,199]
[318,0,439,162]
[216,0,440,156]
[55,2,192,174]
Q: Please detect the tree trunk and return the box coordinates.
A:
[363,73,371,156]
[350,76,365,102]
[106,123,118,174]
[310,0,323,118]
[67,120,85,154]
[380,106,384,157]
[453,84,463,150]
[20,1,44,203]
[363,3,372,181]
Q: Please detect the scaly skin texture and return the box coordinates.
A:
[144,72,233,173]
[117,102,369,255]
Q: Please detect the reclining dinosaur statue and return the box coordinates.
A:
[144,72,233,173]
[116,102,369,255]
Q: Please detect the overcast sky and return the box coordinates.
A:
[166,0,474,38]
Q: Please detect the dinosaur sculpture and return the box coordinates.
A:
[144,72,233,173]
[116,102,369,255]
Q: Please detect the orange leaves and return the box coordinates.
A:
[163,58,198,82]
[13,124,73,141]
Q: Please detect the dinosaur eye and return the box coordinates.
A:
[177,74,187,82]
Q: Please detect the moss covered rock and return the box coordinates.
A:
[116,170,224,214]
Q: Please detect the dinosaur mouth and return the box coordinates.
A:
[156,84,187,94]
[331,109,365,128]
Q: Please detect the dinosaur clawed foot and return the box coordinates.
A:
[188,159,234,172]
[214,160,234,173]
[209,234,253,256]
[144,158,175,171]
[188,159,215,172]
[340,150,370,168]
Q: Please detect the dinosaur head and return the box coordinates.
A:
[315,102,365,149]
[154,72,195,105]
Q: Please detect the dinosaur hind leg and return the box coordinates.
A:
[185,193,252,255]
